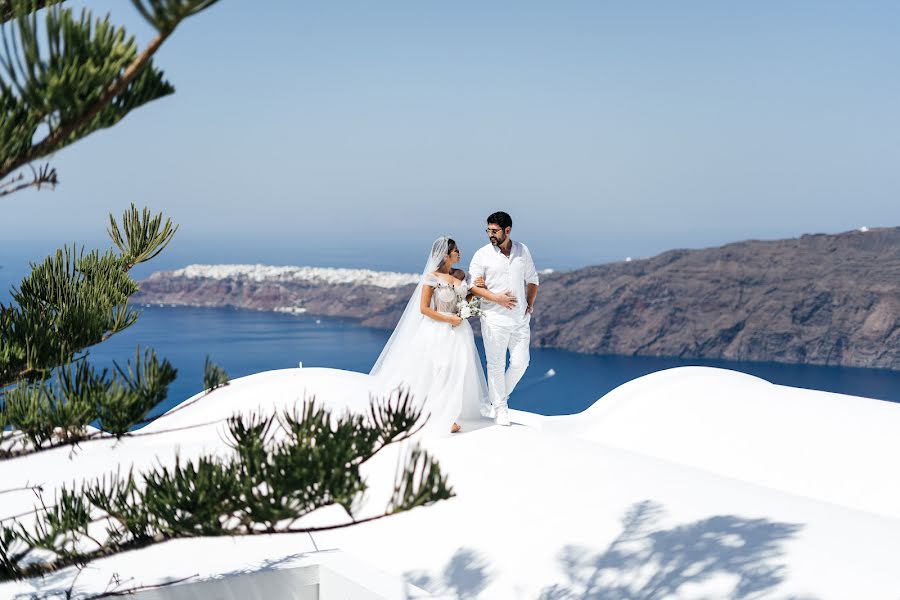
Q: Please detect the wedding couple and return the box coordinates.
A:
[370,211,540,435]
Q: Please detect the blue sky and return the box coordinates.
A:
[3,1,899,271]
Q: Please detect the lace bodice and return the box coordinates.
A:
[425,274,468,313]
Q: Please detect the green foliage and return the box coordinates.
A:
[0,523,20,579]
[86,468,153,545]
[0,1,66,26]
[389,445,451,514]
[1,247,137,381]
[0,5,173,177]
[0,348,176,456]
[0,205,452,584]
[141,454,242,537]
[0,3,454,590]
[0,0,220,188]
[0,395,453,581]
[108,203,178,268]
[132,0,221,31]
[102,347,177,435]
[2,380,62,448]
[202,355,229,391]
[0,206,176,387]
[19,485,92,556]
[0,205,182,457]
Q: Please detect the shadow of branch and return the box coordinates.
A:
[405,546,492,599]
[539,500,813,600]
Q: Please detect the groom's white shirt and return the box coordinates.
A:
[469,240,539,326]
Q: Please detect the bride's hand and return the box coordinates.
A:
[449,315,463,327]
[493,290,517,309]
[473,276,486,288]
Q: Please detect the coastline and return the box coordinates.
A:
[135,226,900,372]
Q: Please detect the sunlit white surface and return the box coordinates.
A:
[2,366,899,598]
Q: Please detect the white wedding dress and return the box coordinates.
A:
[370,237,490,436]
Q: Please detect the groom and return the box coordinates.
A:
[469,211,540,426]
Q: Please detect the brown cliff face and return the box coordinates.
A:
[530,227,899,369]
[135,276,415,324]
[136,227,900,370]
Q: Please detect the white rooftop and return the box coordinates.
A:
[2,366,899,598]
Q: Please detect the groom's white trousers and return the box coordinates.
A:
[481,316,531,410]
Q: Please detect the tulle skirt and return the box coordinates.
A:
[373,315,489,436]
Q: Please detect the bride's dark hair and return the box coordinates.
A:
[446,238,457,254]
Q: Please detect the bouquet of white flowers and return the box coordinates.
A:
[456,297,484,319]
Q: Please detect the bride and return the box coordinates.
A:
[370,236,490,435]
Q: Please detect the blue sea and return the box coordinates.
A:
[2,243,898,416]
[78,306,900,417]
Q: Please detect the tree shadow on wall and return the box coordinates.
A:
[405,546,492,599]
[538,500,815,600]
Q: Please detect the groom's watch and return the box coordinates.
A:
[526,304,534,314]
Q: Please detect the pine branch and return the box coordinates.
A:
[131,0,221,31]
[0,482,42,496]
[0,416,227,462]
[0,206,177,389]
[0,245,144,388]
[0,1,220,190]
[0,396,454,582]
[0,8,170,182]
[0,347,177,458]
[108,204,178,269]
[0,353,233,461]
[202,356,228,391]
[0,0,66,25]
[0,15,169,179]
[0,162,56,197]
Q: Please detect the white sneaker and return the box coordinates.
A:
[495,404,511,427]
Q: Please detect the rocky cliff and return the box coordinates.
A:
[135,228,900,370]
